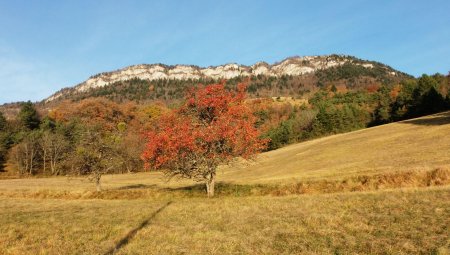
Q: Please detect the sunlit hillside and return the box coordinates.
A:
[1,111,450,194]
[1,112,450,254]
[221,110,450,183]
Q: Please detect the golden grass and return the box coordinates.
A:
[0,167,449,200]
[0,199,169,254]
[271,96,309,106]
[220,111,450,184]
[0,187,449,254]
[1,112,450,254]
[119,187,450,255]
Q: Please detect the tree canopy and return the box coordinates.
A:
[0,111,6,131]
[142,82,268,196]
[18,101,40,130]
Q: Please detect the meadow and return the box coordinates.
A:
[1,112,450,254]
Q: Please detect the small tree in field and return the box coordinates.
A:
[142,83,267,197]
[72,128,115,191]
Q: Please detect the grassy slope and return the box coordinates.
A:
[221,111,450,184]
[1,112,450,254]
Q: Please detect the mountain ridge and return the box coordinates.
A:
[45,54,408,102]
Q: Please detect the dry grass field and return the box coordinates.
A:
[1,188,449,254]
[1,112,450,254]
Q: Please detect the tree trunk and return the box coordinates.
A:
[95,175,102,192]
[42,150,47,174]
[50,147,56,175]
[29,149,35,175]
[50,159,55,175]
[205,172,216,197]
[52,160,60,176]
[50,151,58,175]
[24,145,29,174]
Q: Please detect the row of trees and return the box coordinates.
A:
[1,99,149,190]
[2,84,268,196]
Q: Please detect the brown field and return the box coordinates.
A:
[1,112,450,254]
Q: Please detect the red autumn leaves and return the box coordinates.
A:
[141,82,267,175]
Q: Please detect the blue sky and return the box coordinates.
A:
[1,0,449,104]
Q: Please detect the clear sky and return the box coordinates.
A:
[1,0,449,104]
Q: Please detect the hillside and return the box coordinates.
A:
[0,54,415,121]
[1,111,449,193]
[42,54,411,105]
[220,111,450,184]
[1,112,449,254]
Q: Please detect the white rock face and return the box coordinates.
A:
[251,62,270,76]
[168,66,201,80]
[362,63,374,68]
[272,63,315,75]
[46,55,390,102]
[200,64,252,79]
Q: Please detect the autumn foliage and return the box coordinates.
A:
[141,82,268,196]
[49,98,137,131]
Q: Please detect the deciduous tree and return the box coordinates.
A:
[72,128,115,191]
[39,131,69,175]
[142,83,267,197]
[11,131,40,175]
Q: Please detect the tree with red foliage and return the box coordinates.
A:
[141,83,267,197]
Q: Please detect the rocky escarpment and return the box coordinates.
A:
[46,55,398,102]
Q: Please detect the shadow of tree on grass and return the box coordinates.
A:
[400,111,450,126]
[116,184,157,190]
[104,201,173,255]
